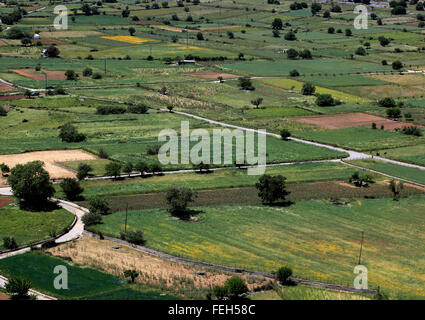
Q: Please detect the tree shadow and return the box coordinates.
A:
[19,200,60,212]
[266,200,294,207]
[174,209,204,221]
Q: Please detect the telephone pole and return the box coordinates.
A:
[358,231,364,265]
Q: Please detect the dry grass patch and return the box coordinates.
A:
[11,69,66,81]
[48,236,269,297]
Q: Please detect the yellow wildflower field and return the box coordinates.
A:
[101,35,152,44]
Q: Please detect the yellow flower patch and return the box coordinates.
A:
[101,35,152,44]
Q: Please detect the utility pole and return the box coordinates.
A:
[104,58,107,75]
[124,202,129,233]
[358,231,364,265]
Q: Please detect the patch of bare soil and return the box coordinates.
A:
[290,112,422,130]
[184,72,239,80]
[0,150,97,184]
[11,69,66,81]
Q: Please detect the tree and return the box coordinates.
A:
[77,163,92,181]
[299,49,312,59]
[255,174,290,204]
[225,277,248,298]
[128,27,136,36]
[286,48,299,60]
[355,47,366,56]
[316,93,335,106]
[82,67,93,77]
[238,77,254,90]
[345,29,352,36]
[389,180,403,201]
[46,45,60,57]
[122,7,130,17]
[323,10,330,18]
[21,38,32,47]
[251,97,263,109]
[301,82,315,95]
[89,196,110,215]
[378,97,396,108]
[123,162,133,177]
[392,5,406,14]
[128,103,148,114]
[60,178,83,200]
[378,36,390,47]
[65,70,78,81]
[289,69,299,77]
[392,60,403,70]
[284,31,296,40]
[386,107,401,119]
[0,106,7,117]
[8,161,54,206]
[272,18,283,30]
[213,285,228,300]
[196,32,204,40]
[5,277,31,300]
[165,186,197,218]
[272,29,280,38]
[328,27,335,34]
[135,161,148,176]
[280,129,291,140]
[124,270,139,283]
[81,212,102,226]
[59,123,86,142]
[276,266,293,284]
[105,162,122,179]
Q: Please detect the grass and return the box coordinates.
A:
[0,251,179,300]
[89,196,425,299]
[294,126,425,151]
[0,199,74,250]
[60,159,114,176]
[347,159,425,185]
[374,144,425,166]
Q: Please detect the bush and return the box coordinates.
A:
[378,97,396,108]
[355,47,366,56]
[401,126,423,136]
[92,72,103,79]
[286,48,299,60]
[238,76,255,91]
[88,196,110,215]
[284,31,296,40]
[386,107,401,118]
[120,230,145,245]
[45,45,60,57]
[59,123,86,142]
[135,161,148,175]
[289,69,299,77]
[98,148,109,159]
[128,103,148,114]
[280,129,291,140]
[82,212,102,226]
[165,186,197,218]
[60,178,83,200]
[5,277,31,299]
[82,67,93,77]
[225,277,248,298]
[196,32,204,40]
[276,266,293,284]
[213,285,228,300]
[0,106,7,117]
[65,70,78,81]
[3,236,18,250]
[96,105,126,115]
[392,60,403,70]
[255,174,290,204]
[7,161,54,206]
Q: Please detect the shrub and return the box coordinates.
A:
[196,32,204,40]
[213,285,228,300]
[401,126,423,136]
[65,70,78,80]
[98,148,109,159]
[128,103,148,114]
[289,69,299,77]
[3,236,18,250]
[82,68,93,77]
[5,277,31,299]
[0,106,7,117]
[60,178,83,200]
[82,212,102,226]
[147,145,161,155]
[120,230,145,245]
[238,76,255,90]
[0,162,10,175]
[316,93,335,106]
[8,161,54,206]
[392,60,403,70]
[92,72,103,79]
[165,186,197,218]
[124,270,139,283]
[386,107,401,118]
[378,97,396,108]
[225,277,248,298]
[280,129,291,140]
[286,48,299,60]
[355,47,366,56]
[45,45,60,57]
[276,266,293,284]
[96,105,126,115]
[135,161,148,175]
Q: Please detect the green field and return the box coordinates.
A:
[89,196,425,299]
[63,162,358,198]
[0,199,74,250]
[0,252,178,300]
[348,159,425,185]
